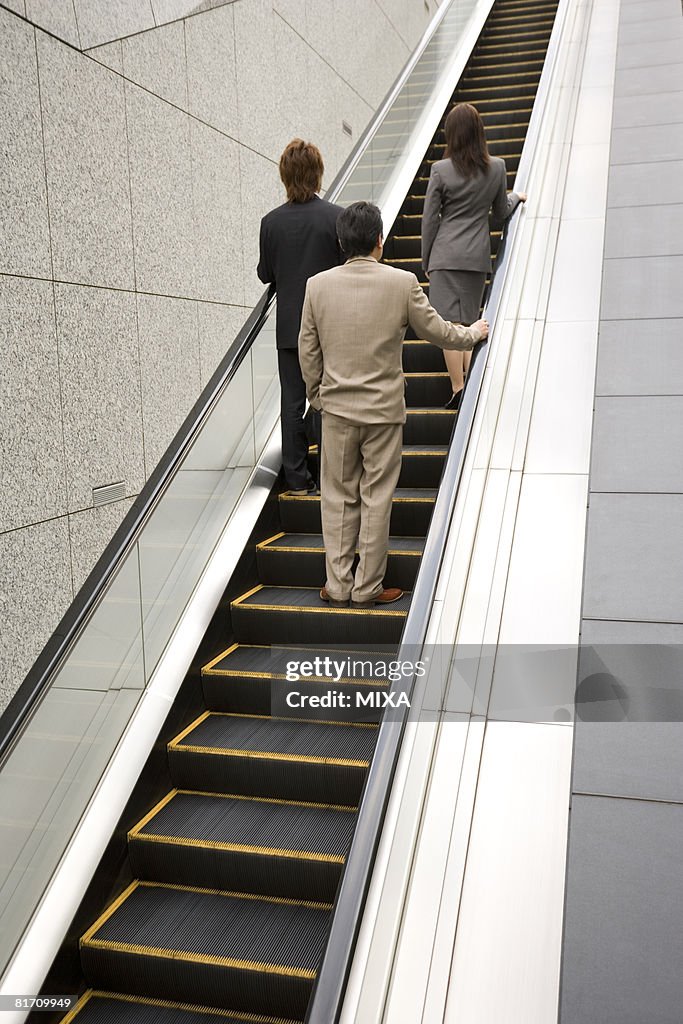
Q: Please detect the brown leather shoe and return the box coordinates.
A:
[351,587,403,608]
[320,587,349,607]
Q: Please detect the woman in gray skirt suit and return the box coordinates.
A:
[421,103,526,408]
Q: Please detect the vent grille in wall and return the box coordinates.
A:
[342,120,353,136]
[93,481,126,507]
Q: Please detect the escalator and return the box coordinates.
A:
[51,2,559,1022]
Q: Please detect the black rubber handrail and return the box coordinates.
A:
[0,0,462,769]
[304,0,569,1019]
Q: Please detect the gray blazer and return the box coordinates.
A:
[298,257,484,425]
[421,156,521,275]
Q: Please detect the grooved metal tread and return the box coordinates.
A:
[258,534,424,554]
[202,644,396,679]
[171,713,377,763]
[131,791,356,860]
[232,586,412,614]
[83,882,330,975]
[64,992,299,1024]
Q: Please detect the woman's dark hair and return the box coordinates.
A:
[444,103,490,179]
[279,139,324,203]
[336,201,384,258]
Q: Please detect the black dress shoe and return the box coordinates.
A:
[289,482,319,496]
[444,389,463,410]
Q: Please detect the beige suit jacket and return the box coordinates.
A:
[298,256,484,425]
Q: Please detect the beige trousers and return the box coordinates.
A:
[321,412,403,603]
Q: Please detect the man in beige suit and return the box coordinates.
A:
[298,202,488,608]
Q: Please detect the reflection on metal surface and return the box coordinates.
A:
[443,723,573,1024]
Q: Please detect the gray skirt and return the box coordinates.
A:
[429,269,487,325]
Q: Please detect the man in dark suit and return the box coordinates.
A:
[257,139,343,494]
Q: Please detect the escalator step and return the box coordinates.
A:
[167,711,376,803]
[230,585,411,646]
[402,340,449,373]
[256,532,424,589]
[404,408,456,445]
[201,643,391,718]
[404,374,453,409]
[128,790,355,902]
[277,489,435,536]
[80,881,329,1020]
[308,440,447,485]
[63,992,300,1024]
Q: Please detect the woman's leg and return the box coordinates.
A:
[443,348,466,392]
[429,271,465,395]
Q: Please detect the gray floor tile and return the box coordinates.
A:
[608,160,683,208]
[596,319,683,396]
[616,39,683,70]
[583,493,683,622]
[605,204,683,258]
[620,0,681,22]
[573,722,683,801]
[615,62,683,98]
[619,16,683,46]
[611,123,683,164]
[590,396,683,492]
[613,92,683,130]
[561,795,683,1024]
[601,255,683,320]
[574,643,683,798]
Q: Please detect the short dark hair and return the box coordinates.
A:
[279,139,324,203]
[336,201,383,258]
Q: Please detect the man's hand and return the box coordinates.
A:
[473,318,489,340]
[518,192,528,203]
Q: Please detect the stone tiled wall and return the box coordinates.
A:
[0,0,438,711]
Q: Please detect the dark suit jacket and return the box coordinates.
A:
[257,195,343,349]
[421,156,521,274]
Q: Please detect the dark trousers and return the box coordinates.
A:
[277,348,320,490]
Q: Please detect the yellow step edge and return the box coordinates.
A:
[257,539,423,555]
[171,709,378,735]
[405,407,455,414]
[200,665,391,683]
[468,57,546,67]
[456,83,540,95]
[479,39,552,50]
[82,938,318,981]
[201,645,404,686]
[278,491,434,502]
[481,25,557,39]
[305,440,447,450]
[128,789,178,836]
[457,94,537,104]
[230,601,408,618]
[66,991,301,1024]
[128,830,346,865]
[170,743,371,768]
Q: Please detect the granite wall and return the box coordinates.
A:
[0,0,438,711]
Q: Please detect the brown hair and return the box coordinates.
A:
[279,139,324,203]
[444,103,490,179]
